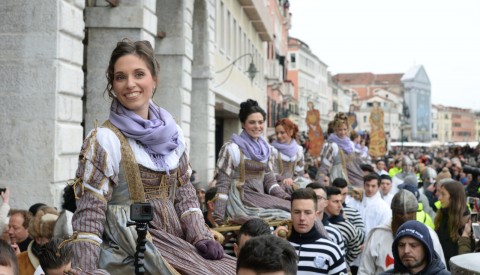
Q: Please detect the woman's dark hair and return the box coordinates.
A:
[434,179,467,242]
[275,118,299,140]
[238,99,266,123]
[105,38,160,99]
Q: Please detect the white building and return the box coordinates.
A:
[288,37,331,132]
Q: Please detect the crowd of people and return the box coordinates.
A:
[1,39,480,275]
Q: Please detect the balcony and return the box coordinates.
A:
[265,59,283,83]
[238,0,274,41]
[281,81,294,98]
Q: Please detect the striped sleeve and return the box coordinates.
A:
[331,220,364,263]
[325,224,345,256]
[315,143,336,181]
[174,152,213,244]
[72,132,115,273]
[343,206,365,234]
[290,238,347,275]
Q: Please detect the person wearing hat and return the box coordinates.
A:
[391,156,415,196]
[359,190,445,274]
[398,182,435,230]
[398,175,436,222]
[381,220,449,274]
[17,206,59,275]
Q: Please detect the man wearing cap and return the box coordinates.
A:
[398,179,435,229]
[359,190,445,274]
[381,220,449,274]
[398,175,436,219]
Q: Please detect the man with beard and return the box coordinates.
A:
[359,190,445,274]
[381,221,449,275]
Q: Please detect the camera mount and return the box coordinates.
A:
[127,202,154,275]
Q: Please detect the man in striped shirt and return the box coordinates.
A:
[306,182,346,255]
[325,186,365,268]
[332,178,365,275]
[274,188,347,274]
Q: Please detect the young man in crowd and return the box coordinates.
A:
[331,178,364,275]
[375,159,389,176]
[324,186,365,269]
[379,174,394,206]
[381,221,449,275]
[306,182,345,255]
[347,173,391,236]
[274,188,347,274]
[236,235,297,275]
[233,218,271,257]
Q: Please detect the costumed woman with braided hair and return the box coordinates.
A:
[270,118,309,192]
[212,99,291,226]
[315,112,364,187]
[71,39,235,274]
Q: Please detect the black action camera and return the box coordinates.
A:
[130,202,153,222]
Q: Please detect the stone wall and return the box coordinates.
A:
[0,0,85,208]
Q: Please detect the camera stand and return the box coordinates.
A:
[127,221,149,275]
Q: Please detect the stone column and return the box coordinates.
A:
[190,0,216,185]
[0,0,85,208]
[84,0,158,132]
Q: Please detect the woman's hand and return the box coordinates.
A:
[462,219,472,238]
[282,178,294,186]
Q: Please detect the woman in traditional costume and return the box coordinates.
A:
[271,118,308,190]
[315,113,364,187]
[71,39,235,274]
[212,99,291,226]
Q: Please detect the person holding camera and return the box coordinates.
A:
[71,39,235,274]
[0,188,10,237]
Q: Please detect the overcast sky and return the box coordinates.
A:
[289,0,480,110]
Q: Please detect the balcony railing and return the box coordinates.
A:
[238,0,274,41]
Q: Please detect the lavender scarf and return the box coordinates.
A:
[231,131,271,162]
[327,133,354,155]
[271,139,299,158]
[109,99,179,172]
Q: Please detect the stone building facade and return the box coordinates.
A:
[0,0,269,208]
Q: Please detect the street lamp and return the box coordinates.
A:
[215,53,258,88]
[400,100,410,151]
